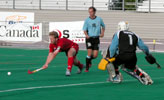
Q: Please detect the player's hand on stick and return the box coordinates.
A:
[42,64,48,69]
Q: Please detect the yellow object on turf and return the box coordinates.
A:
[98,58,116,70]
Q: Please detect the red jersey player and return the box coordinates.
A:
[42,31,84,76]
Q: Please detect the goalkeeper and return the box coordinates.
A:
[98,21,157,85]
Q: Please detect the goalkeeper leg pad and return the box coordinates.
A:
[137,67,153,85]
[106,63,116,81]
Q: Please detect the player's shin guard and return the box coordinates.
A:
[86,56,91,71]
[67,57,74,71]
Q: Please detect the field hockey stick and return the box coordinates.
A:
[155,62,161,69]
[28,67,44,74]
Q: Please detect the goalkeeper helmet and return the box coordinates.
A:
[118,21,129,31]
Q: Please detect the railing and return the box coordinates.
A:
[0,0,164,12]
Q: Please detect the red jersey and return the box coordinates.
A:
[49,38,78,53]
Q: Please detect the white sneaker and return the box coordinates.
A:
[66,69,71,76]
[112,73,123,83]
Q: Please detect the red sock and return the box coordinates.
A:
[77,61,83,69]
[115,69,119,75]
[67,57,74,71]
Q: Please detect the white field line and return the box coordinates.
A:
[100,41,164,52]
[43,40,163,45]
[0,77,164,93]
[149,50,164,52]
[145,42,163,45]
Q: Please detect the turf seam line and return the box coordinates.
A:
[0,66,57,71]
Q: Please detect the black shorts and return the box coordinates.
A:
[105,47,117,58]
[86,37,100,50]
[113,53,137,70]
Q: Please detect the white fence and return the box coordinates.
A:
[0,0,164,12]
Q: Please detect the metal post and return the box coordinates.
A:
[122,0,125,11]
[149,0,151,13]
[108,0,110,10]
[135,0,138,9]
[39,0,41,10]
[153,39,156,51]
[92,0,94,7]
[13,0,15,9]
[66,0,68,10]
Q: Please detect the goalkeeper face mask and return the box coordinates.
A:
[118,21,129,31]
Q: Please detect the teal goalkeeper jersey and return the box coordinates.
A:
[83,16,105,37]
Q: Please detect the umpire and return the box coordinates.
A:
[83,6,105,72]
